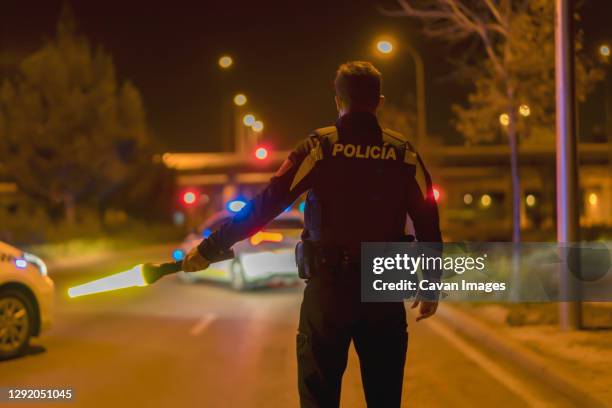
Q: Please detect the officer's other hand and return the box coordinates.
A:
[182,246,211,272]
[411,298,438,322]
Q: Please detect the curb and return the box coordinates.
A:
[437,304,608,408]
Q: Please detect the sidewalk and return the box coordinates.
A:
[438,303,611,407]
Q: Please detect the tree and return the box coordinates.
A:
[0,6,150,223]
[385,0,604,243]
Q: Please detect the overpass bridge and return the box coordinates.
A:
[162,143,611,239]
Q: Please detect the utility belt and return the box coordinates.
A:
[295,241,360,279]
[295,235,416,280]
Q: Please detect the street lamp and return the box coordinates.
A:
[376,40,393,54]
[218,55,233,69]
[374,37,427,146]
[243,114,256,127]
[233,93,247,106]
[252,120,264,132]
[599,44,610,58]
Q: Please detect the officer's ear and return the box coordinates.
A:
[334,95,344,114]
[376,95,385,111]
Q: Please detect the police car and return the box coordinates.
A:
[0,241,54,359]
[175,206,303,290]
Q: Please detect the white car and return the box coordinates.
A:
[0,241,54,359]
[175,209,303,290]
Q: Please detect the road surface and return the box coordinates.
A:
[0,247,580,407]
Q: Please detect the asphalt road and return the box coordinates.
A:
[0,248,579,407]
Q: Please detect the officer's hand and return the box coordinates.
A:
[411,297,438,322]
[182,246,211,272]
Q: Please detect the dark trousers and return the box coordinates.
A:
[297,263,408,408]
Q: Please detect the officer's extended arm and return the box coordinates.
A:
[196,136,319,261]
[407,154,441,244]
[407,153,443,303]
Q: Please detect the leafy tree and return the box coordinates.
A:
[0,6,150,223]
[385,0,604,242]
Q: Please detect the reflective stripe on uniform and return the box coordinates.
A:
[403,150,427,198]
[403,150,417,165]
[386,128,429,199]
[289,128,337,191]
[314,126,338,143]
[290,141,323,191]
[414,160,428,199]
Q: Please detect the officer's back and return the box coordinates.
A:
[187,60,441,408]
[304,111,422,247]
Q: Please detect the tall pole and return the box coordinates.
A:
[555,0,581,330]
[405,45,426,147]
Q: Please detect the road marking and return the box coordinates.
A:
[426,318,549,408]
[190,313,217,336]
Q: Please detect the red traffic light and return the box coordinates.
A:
[254,146,269,160]
[432,186,441,202]
[182,190,197,205]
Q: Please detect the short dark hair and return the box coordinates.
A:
[334,61,382,111]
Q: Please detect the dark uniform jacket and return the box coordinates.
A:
[198,111,441,260]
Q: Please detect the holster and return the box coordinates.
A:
[295,240,316,280]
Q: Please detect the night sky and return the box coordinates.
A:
[1,1,609,152]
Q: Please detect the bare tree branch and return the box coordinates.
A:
[483,0,505,26]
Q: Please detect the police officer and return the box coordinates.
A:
[182,61,442,407]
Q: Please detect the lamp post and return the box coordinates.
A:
[600,44,612,213]
[555,0,581,330]
[375,39,426,146]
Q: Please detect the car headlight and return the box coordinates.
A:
[23,252,48,276]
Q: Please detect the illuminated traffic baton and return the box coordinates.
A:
[68,249,234,298]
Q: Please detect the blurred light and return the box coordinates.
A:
[172,249,185,262]
[499,113,510,126]
[243,114,256,126]
[173,211,185,226]
[182,191,197,205]
[481,194,492,207]
[15,258,27,269]
[432,186,441,202]
[252,120,264,132]
[202,228,212,238]
[227,199,247,213]
[250,231,284,246]
[600,44,610,57]
[376,40,393,54]
[526,194,536,207]
[588,193,598,206]
[519,104,531,117]
[463,193,473,205]
[218,55,233,68]
[299,201,306,213]
[233,93,247,106]
[284,206,292,212]
[254,146,269,160]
